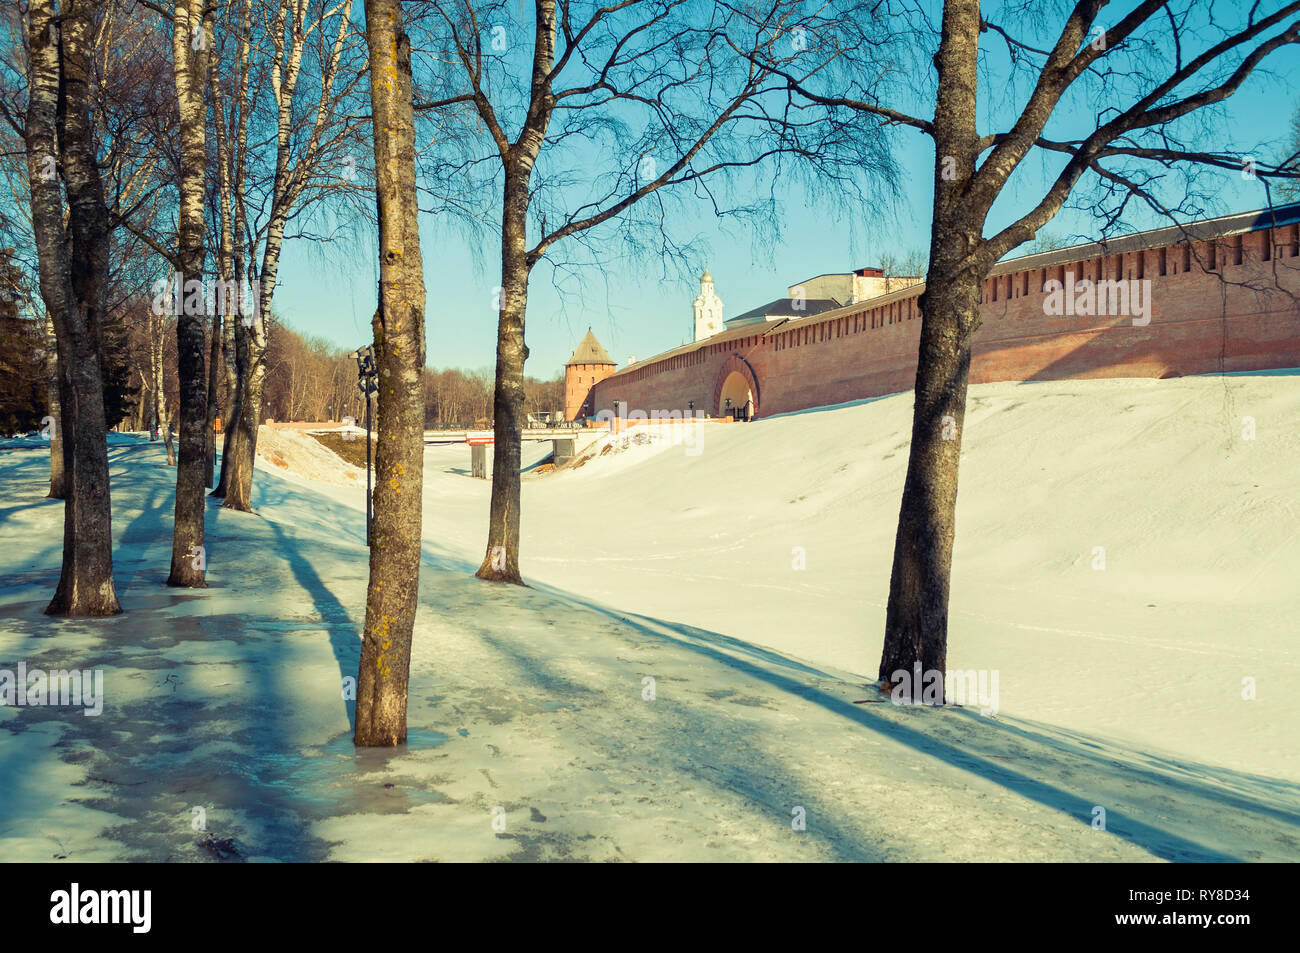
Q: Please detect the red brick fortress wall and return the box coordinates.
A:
[590,222,1300,420]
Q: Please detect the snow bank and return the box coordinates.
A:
[393,372,1300,785]
[1,371,1297,861]
[253,427,366,487]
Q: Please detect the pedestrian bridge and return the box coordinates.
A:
[422,428,598,476]
[421,428,586,444]
[301,420,707,478]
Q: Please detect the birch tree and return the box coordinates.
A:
[209,0,253,497]
[214,0,368,512]
[412,0,897,585]
[25,0,121,615]
[4,0,170,496]
[165,0,211,587]
[203,3,240,488]
[780,0,1300,694]
[144,304,177,464]
[42,315,64,496]
[353,0,426,747]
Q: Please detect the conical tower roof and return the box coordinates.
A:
[565,328,615,366]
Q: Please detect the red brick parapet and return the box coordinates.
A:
[587,214,1300,421]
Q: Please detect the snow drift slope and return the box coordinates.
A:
[253,427,366,486]
[389,372,1300,786]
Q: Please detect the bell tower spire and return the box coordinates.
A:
[693,267,723,341]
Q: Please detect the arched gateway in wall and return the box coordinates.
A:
[712,354,760,420]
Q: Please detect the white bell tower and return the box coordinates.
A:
[693,267,724,341]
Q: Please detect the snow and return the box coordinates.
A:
[1,371,1298,861]
[253,427,367,486]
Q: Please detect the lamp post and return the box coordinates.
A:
[354,345,378,545]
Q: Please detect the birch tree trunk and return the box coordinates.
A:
[168,0,210,587]
[214,0,357,509]
[46,368,66,498]
[213,265,246,497]
[213,0,252,499]
[27,0,121,616]
[214,303,238,490]
[871,0,1289,689]
[204,323,222,489]
[150,313,176,467]
[221,0,305,513]
[354,0,426,747]
[207,29,234,491]
[43,320,65,499]
[476,175,531,584]
[221,313,266,511]
[219,2,293,513]
[474,1,555,585]
[878,0,989,690]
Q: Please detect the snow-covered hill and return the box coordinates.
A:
[395,371,1300,785]
[1,370,1297,861]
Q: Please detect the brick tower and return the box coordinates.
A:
[564,328,616,421]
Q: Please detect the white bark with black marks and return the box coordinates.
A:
[168,0,211,588]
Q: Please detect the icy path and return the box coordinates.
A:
[2,429,1298,861]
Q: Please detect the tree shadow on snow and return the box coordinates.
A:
[519,582,1300,863]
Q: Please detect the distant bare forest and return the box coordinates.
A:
[0,273,563,434]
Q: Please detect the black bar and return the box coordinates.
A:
[5,862,1284,940]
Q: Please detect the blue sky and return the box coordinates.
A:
[268,5,1300,382]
